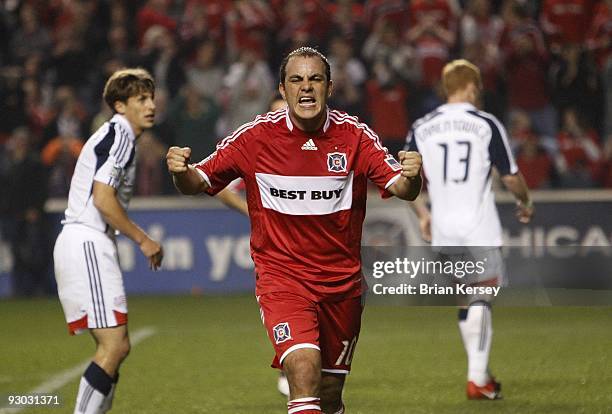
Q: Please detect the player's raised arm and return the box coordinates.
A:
[501,172,534,224]
[93,182,163,270]
[166,146,210,195]
[387,150,423,201]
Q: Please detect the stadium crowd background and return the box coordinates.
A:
[0,0,610,296]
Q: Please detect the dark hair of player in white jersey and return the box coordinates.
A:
[103,68,155,112]
[279,47,331,85]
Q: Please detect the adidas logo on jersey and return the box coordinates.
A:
[301,139,318,151]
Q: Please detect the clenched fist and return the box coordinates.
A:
[166,146,192,174]
[398,150,422,178]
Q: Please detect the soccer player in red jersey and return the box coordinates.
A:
[167,47,422,414]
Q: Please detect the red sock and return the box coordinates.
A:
[287,397,321,413]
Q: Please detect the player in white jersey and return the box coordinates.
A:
[53,68,163,414]
[406,60,533,400]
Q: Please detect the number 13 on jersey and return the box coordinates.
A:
[438,141,472,184]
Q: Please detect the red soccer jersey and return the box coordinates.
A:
[195,108,402,302]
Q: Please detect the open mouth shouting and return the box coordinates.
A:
[298,96,317,109]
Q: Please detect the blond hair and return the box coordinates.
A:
[103,68,155,112]
[442,59,482,97]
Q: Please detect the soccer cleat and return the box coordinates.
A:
[467,379,502,400]
[278,372,290,397]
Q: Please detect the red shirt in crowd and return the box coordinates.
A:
[183,0,232,42]
[585,1,612,69]
[540,0,593,45]
[558,128,603,179]
[365,80,409,142]
[136,3,177,45]
[364,0,410,29]
[501,21,550,110]
[408,0,456,87]
[517,151,554,188]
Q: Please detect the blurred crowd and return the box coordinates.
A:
[0,0,611,201]
[0,0,610,296]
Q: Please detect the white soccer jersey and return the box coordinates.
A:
[62,114,136,234]
[406,103,518,246]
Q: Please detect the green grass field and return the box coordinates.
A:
[1,296,611,413]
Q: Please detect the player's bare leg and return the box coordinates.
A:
[91,325,130,376]
[283,348,322,413]
[320,373,345,414]
[73,325,129,413]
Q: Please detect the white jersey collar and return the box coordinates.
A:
[285,107,331,133]
[438,102,477,112]
[110,114,136,141]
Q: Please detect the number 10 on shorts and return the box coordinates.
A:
[335,337,358,366]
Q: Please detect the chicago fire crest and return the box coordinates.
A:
[327,152,347,173]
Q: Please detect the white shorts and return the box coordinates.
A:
[435,247,505,305]
[54,225,128,335]
[438,246,506,286]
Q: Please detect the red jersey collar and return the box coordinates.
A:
[285,107,331,134]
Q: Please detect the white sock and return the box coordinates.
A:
[277,372,290,398]
[458,302,492,386]
[99,383,116,413]
[74,377,107,414]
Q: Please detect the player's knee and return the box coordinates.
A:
[287,357,319,386]
[283,349,321,395]
[101,337,130,361]
[116,337,131,360]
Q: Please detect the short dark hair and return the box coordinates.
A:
[279,47,331,85]
[103,68,155,112]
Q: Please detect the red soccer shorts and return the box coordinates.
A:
[257,291,363,374]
